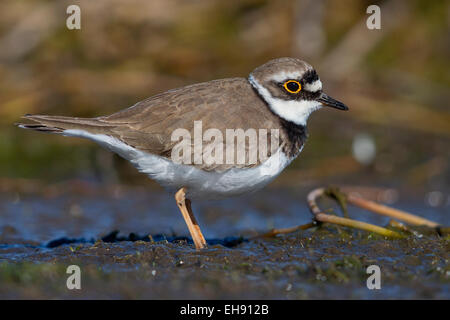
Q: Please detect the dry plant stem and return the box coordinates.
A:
[315,213,402,238]
[175,187,207,250]
[387,219,424,238]
[347,195,439,228]
[251,222,316,239]
[307,188,403,238]
[388,219,410,232]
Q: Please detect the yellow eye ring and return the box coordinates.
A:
[283,80,301,94]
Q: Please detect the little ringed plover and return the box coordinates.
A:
[17,57,348,250]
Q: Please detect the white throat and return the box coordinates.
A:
[248,75,321,126]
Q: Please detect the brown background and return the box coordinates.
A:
[0,0,448,195]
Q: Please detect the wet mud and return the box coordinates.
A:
[0,184,448,299]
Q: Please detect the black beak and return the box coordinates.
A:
[318,93,349,111]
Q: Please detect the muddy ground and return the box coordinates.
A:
[0,183,448,299]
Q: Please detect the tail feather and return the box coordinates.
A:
[17,123,64,133]
[16,114,115,135]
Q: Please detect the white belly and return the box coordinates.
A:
[63,129,297,200]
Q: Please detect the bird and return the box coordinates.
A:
[17,57,348,250]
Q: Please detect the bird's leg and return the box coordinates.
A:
[175,187,207,250]
[185,198,207,248]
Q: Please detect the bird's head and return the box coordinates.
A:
[248,57,348,126]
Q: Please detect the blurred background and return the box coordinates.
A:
[1,0,449,300]
[0,0,448,204]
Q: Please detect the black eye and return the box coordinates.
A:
[283,80,301,94]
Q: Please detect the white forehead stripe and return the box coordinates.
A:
[304,79,322,92]
[270,71,305,83]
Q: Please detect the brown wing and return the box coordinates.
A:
[100,78,282,171]
[18,78,283,171]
